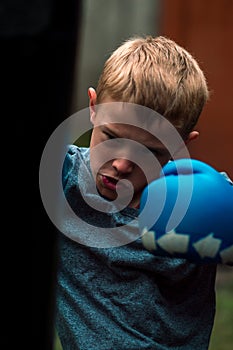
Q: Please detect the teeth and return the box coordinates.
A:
[107,176,118,184]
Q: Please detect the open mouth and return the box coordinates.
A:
[101,175,119,190]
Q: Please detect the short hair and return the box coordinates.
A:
[96,35,209,137]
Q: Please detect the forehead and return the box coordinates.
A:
[96,101,157,127]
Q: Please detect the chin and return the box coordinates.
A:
[97,186,117,202]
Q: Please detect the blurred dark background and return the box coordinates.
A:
[1,0,82,348]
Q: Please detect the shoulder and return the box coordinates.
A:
[62,145,90,187]
[65,144,89,158]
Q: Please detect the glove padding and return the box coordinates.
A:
[139,159,233,265]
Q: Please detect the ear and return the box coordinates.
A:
[173,130,199,159]
[185,130,199,145]
[88,87,97,124]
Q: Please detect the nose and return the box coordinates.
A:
[112,158,134,175]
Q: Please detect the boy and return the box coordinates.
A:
[55,36,216,349]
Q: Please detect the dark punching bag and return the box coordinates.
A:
[0,0,82,349]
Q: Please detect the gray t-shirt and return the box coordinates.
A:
[55,145,217,350]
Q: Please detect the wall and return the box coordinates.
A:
[71,0,161,112]
[160,0,233,179]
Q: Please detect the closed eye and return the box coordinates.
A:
[103,131,116,139]
[147,147,170,158]
[148,148,163,156]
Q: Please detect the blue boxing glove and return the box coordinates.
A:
[139,159,233,265]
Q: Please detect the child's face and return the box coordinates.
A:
[89,104,171,208]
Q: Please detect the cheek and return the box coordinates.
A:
[89,129,101,148]
[90,142,116,173]
[90,149,112,178]
[132,167,148,188]
[90,132,106,172]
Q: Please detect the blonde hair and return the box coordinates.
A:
[96,36,209,136]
